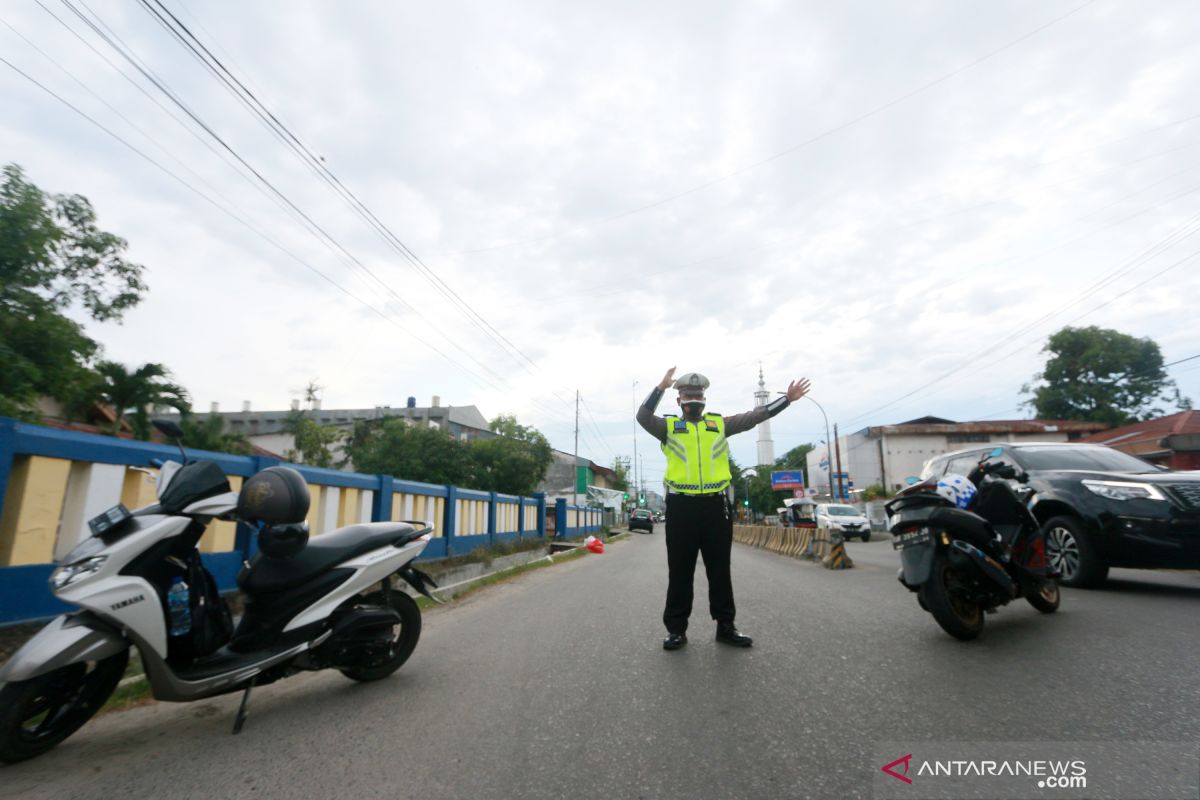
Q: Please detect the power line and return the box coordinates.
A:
[56,0,510,386]
[453,0,1098,255]
[841,208,1200,427]
[0,51,500,391]
[136,0,542,376]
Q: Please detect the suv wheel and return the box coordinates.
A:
[1043,515,1108,588]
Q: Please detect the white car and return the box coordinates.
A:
[815,503,871,542]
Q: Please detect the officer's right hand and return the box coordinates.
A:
[658,367,676,390]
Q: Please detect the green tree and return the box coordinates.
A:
[180,413,252,455]
[860,483,890,501]
[477,413,553,492]
[611,456,631,493]
[95,361,190,439]
[775,443,815,470]
[477,412,552,489]
[282,409,344,468]
[0,164,147,417]
[1023,326,1190,426]
[469,437,548,495]
[344,418,469,484]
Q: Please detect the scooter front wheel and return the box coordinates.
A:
[919,556,985,641]
[338,591,422,682]
[0,649,129,763]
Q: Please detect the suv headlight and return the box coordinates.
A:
[50,556,108,590]
[1081,480,1166,502]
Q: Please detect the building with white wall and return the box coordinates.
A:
[805,416,1108,497]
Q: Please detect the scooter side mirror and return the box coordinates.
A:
[904,476,921,485]
[991,463,1018,480]
[152,419,184,439]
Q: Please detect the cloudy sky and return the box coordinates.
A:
[4,0,1199,487]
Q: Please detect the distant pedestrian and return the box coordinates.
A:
[637,367,811,650]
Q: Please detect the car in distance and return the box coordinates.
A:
[815,503,871,541]
[920,442,1200,587]
[629,509,655,533]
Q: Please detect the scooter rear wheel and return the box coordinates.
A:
[0,649,129,763]
[338,591,422,682]
[1026,580,1061,613]
[919,556,985,641]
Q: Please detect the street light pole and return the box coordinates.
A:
[805,395,834,501]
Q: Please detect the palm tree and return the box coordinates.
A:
[96,361,190,439]
[179,413,252,455]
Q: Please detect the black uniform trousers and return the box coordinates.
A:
[663,492,735,634]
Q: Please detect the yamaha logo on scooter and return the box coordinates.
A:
[110,594,145,611]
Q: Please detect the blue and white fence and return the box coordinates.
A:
[0,418,604,625]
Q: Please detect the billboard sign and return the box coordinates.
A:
[771,470,805,490]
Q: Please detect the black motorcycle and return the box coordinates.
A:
[886,448,1060,640]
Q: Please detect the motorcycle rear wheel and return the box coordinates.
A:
[0,649,129,763]
[1026,580,1061,613]
[920,556,985,641]
[338,591,422,682]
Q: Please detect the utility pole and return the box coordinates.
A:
[573,389,580,509]
[834,422,845,501]
[632,380,639,516]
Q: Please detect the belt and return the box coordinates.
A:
[668,490,726,498]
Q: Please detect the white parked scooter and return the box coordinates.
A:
[0,420,440,763]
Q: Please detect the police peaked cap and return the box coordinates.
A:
[673,372,710,394]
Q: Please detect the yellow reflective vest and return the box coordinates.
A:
[662,413,732,494]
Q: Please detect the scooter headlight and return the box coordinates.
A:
[50,556,108,590]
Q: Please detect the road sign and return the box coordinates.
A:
[771,470,805,489]
[792,488,805,499]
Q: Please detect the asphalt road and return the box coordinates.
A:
[3,526,1198,800]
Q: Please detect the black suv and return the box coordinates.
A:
[629,509,655,533]
[921,443,1200,587]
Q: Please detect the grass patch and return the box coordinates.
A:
[100,676,155,715]
[435,536,549,570]
[416,547,589,609]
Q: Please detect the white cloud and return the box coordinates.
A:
[2,0,1198,480]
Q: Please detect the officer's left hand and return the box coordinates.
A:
[786,379,811,402]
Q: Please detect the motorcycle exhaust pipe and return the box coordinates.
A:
[951,540,1015,597]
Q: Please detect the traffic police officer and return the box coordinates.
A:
[637,367,811,650]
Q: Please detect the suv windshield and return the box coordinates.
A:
[825,505,860,517]
[1012,446,1157,474]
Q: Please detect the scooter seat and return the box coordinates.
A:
[239,522,427,595]
[928,506,998,550]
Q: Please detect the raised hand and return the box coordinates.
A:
[786,378,811,402]
[658,366,677,390]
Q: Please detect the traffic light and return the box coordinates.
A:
[742,499,749,507]
[638,494,645,505]
[623,492,629,500]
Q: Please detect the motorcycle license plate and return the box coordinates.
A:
[893,529,932,550]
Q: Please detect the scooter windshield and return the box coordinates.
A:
[59,535,107,565]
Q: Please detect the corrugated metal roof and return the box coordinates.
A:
[867,419,1107,437]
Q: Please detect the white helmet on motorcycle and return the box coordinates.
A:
[936,473,977,509]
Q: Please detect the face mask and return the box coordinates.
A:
[681,401,706,419]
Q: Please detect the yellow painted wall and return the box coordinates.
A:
[200,475,242,553]
[337,488,359,528]
[305,482,324,535]
[392,493,443,537]
[0,456,71,566]
[120,468,159,511]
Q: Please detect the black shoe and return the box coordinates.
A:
[715,624,753,647]
[662,633,687,651]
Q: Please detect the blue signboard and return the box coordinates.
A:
[771,470,805,490]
